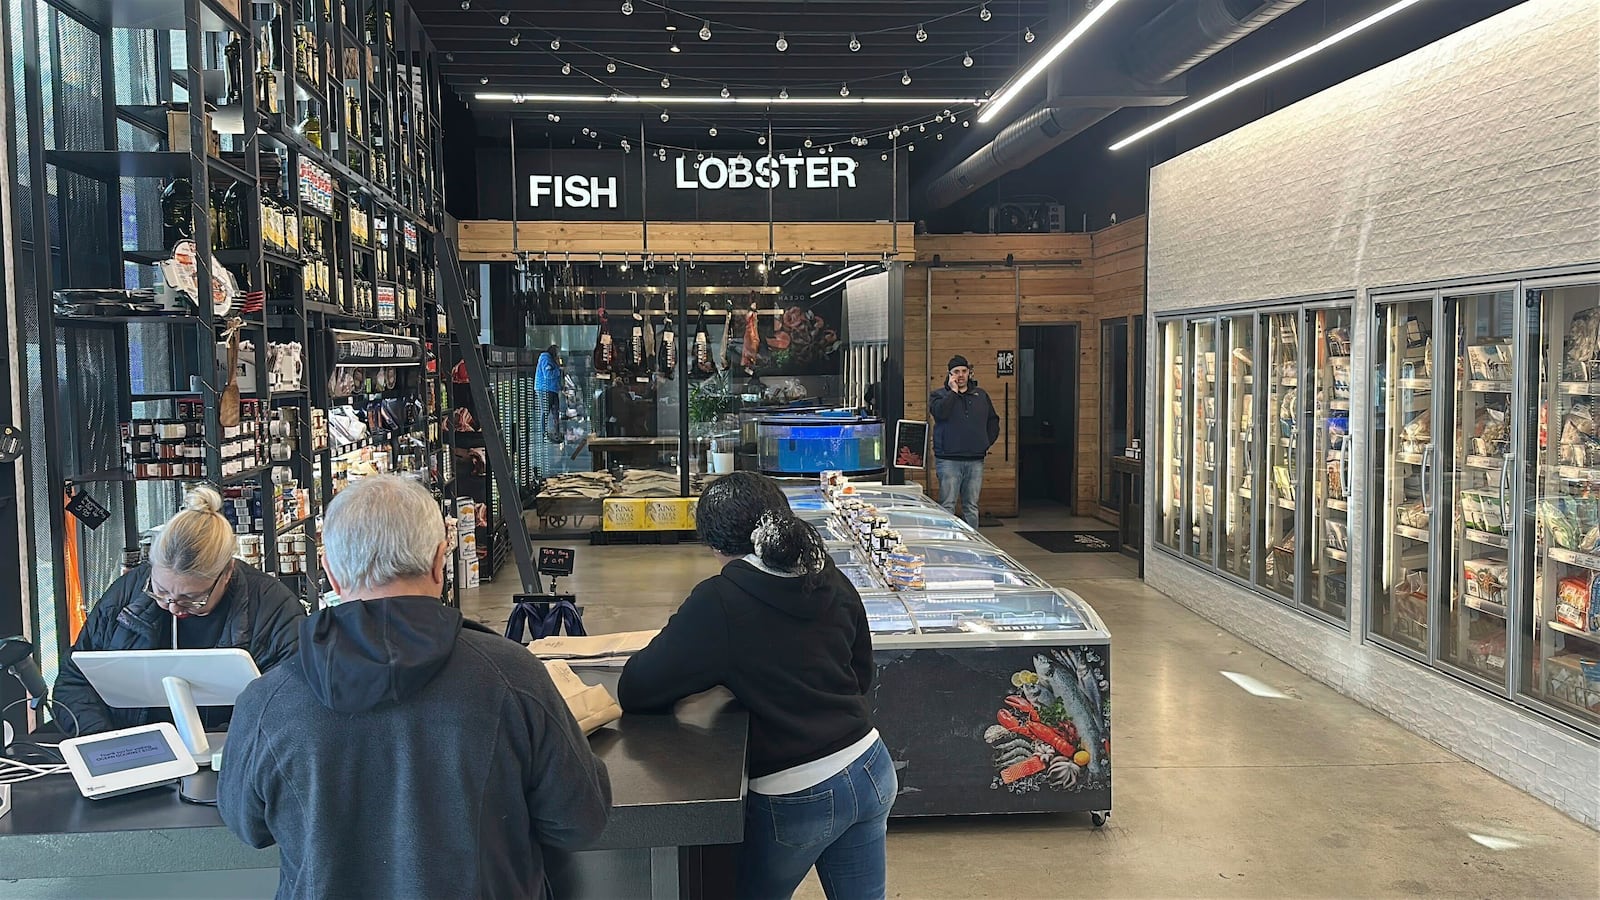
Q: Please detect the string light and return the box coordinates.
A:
[669,39,681,53]
[621,0,633,13]
[445,52,454,62]
[804,137,813,147]
[459,0,469,9]
[907,143,915,151]
[778,87,789,100]
[509,33,520,46]
[699,20,712,40]
[758,135,767,145]
[936,133,944,140]
[848,34,861,52]
[606,61,617,73]
[963,51,974,67]
[550,37,561,50]
[776,33,788,52]
[963,119,971,127]
[697,152,704,160]
[498,12,509,25]
[660,75,671,88]
[840,83,850,97]
[1024,27,1035,43]
[881,153,888,160]
[720,85,731,98]
[561,62,571,74]
[709,126,718,136]
[480,75,489,84]
[915,24,928,42]
[901,71,912,85]
[660,111,670,122]
[980,2,991,22]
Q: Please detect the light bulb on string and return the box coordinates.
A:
[980,2,991,22]
[880,153,888,161]
[621,0,633,13]
[848,34,861,52]
[776,33,788,52]
[445,52,454,62]
[697,152,704,161]
[498,13,509,25]
[669,40,680,53]
[660,111,670,122]
[908,143,915,152]
[778,87,789,100]
[901,71,912,86]
[918,124,926,133]
[708,126,718,136]
[1024,27,1035,43]
[699,21,711,40]
[889,127,901,138]
[936,133,944,140]
[551,114,560,122]
[480,76,489,84]
[963,51,974,67]
[963,119,971,127]
[915,24,928,42]
[803,137,813,148]
[720,85,731,99]
[840,83,850,97]
[606,61,617,73]
[658,148,667,160]
[459,0,469,9]
[758,135,767,146]
[550,38,561,50]
[509,33,520,46]
[660,75,670,88]
[561,62,571,74]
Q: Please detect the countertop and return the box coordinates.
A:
[0,671,748,879]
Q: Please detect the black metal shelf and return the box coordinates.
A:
[222,465,273,486]
[55,0,247,35]
[56,314,206,327]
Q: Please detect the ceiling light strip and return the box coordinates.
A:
[1108,0,1432,151]
[474,93,984,106]
[977,0,1129,124]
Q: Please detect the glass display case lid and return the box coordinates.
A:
[915,542,1028,570]
[837,562,884,590]
[863,586,1105,641]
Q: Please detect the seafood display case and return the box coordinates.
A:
[782,482,1112,822]
[755,411,885,477]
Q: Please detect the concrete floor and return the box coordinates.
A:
[464,507,1600,899]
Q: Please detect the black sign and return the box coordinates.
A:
[477,149,908,223]
[66,489,111,531]
[996,350,1016,377]
[537,546,576,577]
[893,419,928,469]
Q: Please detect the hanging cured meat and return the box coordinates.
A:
[592,298,615,375]
[692,304,716,378]
[629,292,648,372]
[740,303,761,371]
[658,303,677,379]
[718,299,735,372]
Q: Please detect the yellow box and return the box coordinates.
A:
[603,498,695,531]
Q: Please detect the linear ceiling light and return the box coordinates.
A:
[977,0,1129,124]
[475,93,984,107]
[1109,0,1431,151]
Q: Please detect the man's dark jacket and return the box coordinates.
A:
[928,383,1001,460]
[53,562,305,734]
[219,596,612,900]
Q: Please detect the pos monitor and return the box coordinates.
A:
[71,648,260,765]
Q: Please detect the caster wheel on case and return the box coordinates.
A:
[1090,811,1110,828]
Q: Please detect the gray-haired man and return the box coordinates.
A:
[219,475,611,899]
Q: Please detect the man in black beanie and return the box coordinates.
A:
[928,355,999,528]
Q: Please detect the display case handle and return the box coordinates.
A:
[1421,444,1434,516]
[1341,438,1352,500]
[1498,450,1513,526]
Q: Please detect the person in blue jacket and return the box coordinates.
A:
[535,343,562,443]
[928,355,999,528]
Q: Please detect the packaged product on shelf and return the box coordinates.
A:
[1465,342,1513,381]
[1397,499,1430,530]
[1467,630,1507,672]
[1469,406,1510,459]
[1556,575,1592,631]
[1544,655,1600,713]
[1559,402,1600,466]
[1459,489,1506,534]
[1564,308,1600,381]
[1400,408,1432,454]
[1463,558,1509,606]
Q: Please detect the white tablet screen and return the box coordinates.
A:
[80,730,181,777]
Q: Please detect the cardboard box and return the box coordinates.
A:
[167,107,220,157]
[603,498,695,532]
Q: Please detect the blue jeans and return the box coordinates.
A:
[935,458,984,528]
[737,738,897,900]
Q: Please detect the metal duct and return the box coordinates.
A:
[922,0,1308,211]
[925,106,1116,210]
[1127,0,1307,85]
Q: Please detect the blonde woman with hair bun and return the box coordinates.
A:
[53,485,306,736]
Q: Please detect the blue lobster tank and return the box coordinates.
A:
[756,411,885,477]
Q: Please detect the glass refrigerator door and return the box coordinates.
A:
[1256,311,1300,601]
[1221,315,1256,580]
[1370,297,1436,654]
[1441,289,1517,686]
[1156,320,1184,550]
[1306,308,1352,620]
[1521,283,1600,731]
[1188,319,1219,563]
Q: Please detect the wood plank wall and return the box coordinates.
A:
[456,220,916,260]
[904,217,1147,519]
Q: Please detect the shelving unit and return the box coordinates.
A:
[12,0,451,639]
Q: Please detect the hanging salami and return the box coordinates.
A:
[740,302,761,372]
[657,299,677,379]
[629,292,648,373]
[592,296,615,375]
[691,303,716,378]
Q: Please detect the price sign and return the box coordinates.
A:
[537,546,576,577]
[66,489,111,531]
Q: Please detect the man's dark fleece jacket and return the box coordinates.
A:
[618,560,874,778]
[218,596,612,900]
[929,383,1000,460]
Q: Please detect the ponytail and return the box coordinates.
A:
[751,512,829,591]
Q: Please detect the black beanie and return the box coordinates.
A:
[948,355,970,372]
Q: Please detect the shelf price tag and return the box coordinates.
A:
[66,488,111,531]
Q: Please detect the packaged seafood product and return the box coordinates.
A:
[1556,575,1592,631]
[1560,402,1600,466]
[1565,308,1600,381]
[1397,499,1430,530]
[1400,409,1432,452]
[1463,558,1509,605]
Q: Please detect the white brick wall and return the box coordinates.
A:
[1144,0,1600,830]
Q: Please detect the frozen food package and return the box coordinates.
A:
[1560,402,1600,465]
[1541,498,1582,549]
[1463,558,1509,603]
[1397,499,1429,530]
[1556,576,1592,631]
[1565,308,1600,381]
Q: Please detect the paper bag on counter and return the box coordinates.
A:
[528,630,660,663]
[544,659,623,735]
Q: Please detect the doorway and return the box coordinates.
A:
[1019,324,1079,507]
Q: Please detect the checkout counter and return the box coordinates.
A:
[0,671,748,900]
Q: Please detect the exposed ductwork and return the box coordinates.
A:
[924,0,1308,211]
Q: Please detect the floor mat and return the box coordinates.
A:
[1016,530,1123,553]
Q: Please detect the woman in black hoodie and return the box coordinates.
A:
[619,472,893,899]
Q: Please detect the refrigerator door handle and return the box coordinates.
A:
[1498,450,1513,526]
[1421,444,1435,516]
[1341,438,1352,500]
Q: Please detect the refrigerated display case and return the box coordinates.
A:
[1259,311,1301,601]
[1188,320,1219,563]
[1157,321,1184,550]
[1307,308,1352,620]
[1221,315,1256,580]
[1523,282,1600,731]
[1371,296,1436,655]
[1442,289,1517,685]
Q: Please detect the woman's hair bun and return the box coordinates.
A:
[183,485,225,515]
[752,511,827,578]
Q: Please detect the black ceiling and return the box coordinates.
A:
[414,0,1118,152]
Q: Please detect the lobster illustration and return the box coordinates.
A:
[996,696,1078,758]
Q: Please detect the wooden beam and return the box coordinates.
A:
[456,219,915,260]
